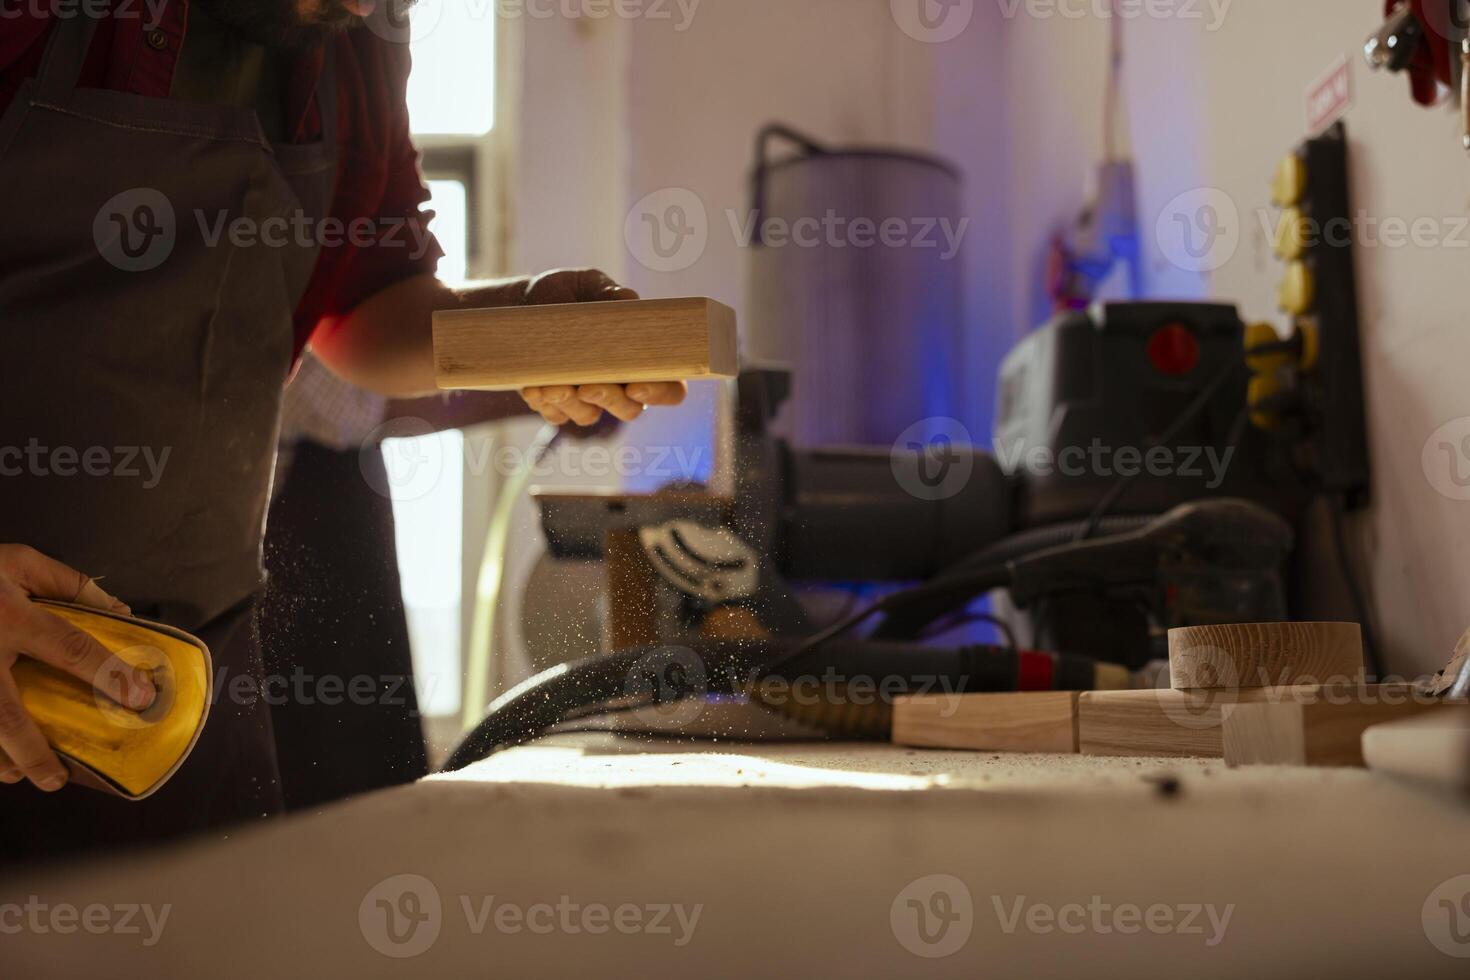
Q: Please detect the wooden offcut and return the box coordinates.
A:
[892,692,1080,753]
[1362,708,1470,791]
[433,297,739,391]
[1168,621,1363,690]
[1222,689,1450,768]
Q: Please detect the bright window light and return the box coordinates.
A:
[384,428,464,718]
[406,0,496,135]
[426,179,469,285]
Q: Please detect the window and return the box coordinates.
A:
[389,4,505,722]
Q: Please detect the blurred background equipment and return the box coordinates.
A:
[744,124,967,446]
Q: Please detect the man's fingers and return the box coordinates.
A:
[0,672,67,791]
[522,386,571,425]
[0,747,19,784]
[539,385,603,426]
[578,385,645,423]
[15,603,155,710]
[625,382,688,407]
[0,545,130,613]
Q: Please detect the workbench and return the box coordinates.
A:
[4,734,1468,978]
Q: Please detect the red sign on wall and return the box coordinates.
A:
[1306,54,1353,136]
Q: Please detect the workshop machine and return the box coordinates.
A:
[445,126,1373,769]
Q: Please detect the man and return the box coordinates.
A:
[0,0,684,857]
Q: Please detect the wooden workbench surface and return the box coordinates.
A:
[4,735,1468,978]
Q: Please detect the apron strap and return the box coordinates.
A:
[36,13,100,101]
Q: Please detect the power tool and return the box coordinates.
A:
[444,299,1359,768]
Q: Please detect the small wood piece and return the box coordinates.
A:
[1223,689,1445,767]
[1078,689,1245,759]
[1168,621,1363,690]
[434,297,739,391]
[1362,708,1470,791]
[892,692,1080,753]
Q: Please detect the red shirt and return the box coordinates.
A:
[0,3,442,358]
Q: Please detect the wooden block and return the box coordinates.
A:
[892,692,1079,753]
[1079,689,1243,759]
[1221,689,1452,768]
[434,297,739,391]
[1169,622,1363,690]
[1362,708,1470,791]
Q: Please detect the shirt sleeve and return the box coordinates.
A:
[293,29,444,356]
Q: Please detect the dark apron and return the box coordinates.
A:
[0,15,337,861]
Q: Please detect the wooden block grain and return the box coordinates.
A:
[892,692,1080,753]
[1079,689,1241,759]
[434,297,738,391]
[1169,621,1363,690]
[1224,689,1447,768]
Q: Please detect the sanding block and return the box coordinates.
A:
[13,600,212,800]
[433,296,739,391]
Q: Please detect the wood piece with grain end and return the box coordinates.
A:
[1223,688,1450,768]
[1075,687,1331,759]
[1169,621,1363,690]
[892,692,1080,753]
[433,297,738,391]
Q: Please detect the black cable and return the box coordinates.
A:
[1327,493,1383,679]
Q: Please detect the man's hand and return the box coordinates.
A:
[516,269,688,427]
[0,546,156,792]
